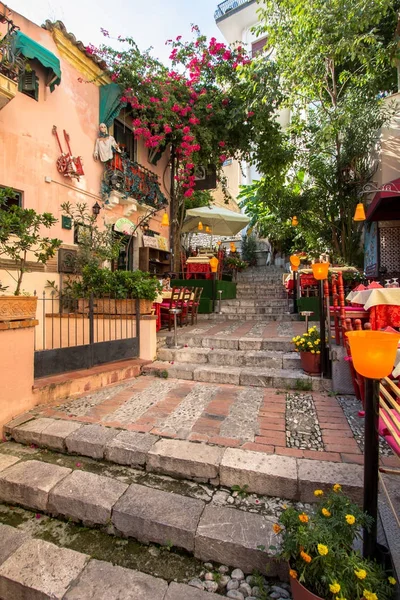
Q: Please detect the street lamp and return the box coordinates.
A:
[209,256,219,312]
[92,202,101,218]
[311,262,329,376]
[346,330,400,559]
[290,255,300,314]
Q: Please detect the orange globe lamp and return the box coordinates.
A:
[353,203,366,222]
[205,226,211,233]
[198,221,203,231]
[161,212,169,227]
[209,256,219,273]
[346,331,400,380]
[311,262,329,280]
[290,255,300,272]
[291,216,299,226]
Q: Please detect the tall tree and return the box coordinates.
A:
[242,0,399,265]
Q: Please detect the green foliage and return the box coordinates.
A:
[0,188,62,295]
[61,202,121,272]
[225,257,248,272]
[64,265,161,301]
[159,370,169,379]
[294,380,313,392]
[241,233,257,266]
[0,281,9,294]
[292,325,321,354]
[231,484,249,498]
[273,486,395,599]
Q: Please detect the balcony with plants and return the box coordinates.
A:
[0,15,23,109]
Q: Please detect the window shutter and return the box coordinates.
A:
[18,70,39,100]
[251,37,268,57]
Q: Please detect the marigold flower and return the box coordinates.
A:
[314,489,324,497]
[388,576,396,585]
[354,569,367,580]
[300,550,312,563]
[363,591,378,600]
[289,569,298,579]
[322,508,331,517]
[273,524,282,534]
[346,514,356,525]
[317,544,328,556]
[329,582,341,594]
[333,483,342,492]
[299,513,309,523]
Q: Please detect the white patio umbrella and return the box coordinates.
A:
[181,205,250,236]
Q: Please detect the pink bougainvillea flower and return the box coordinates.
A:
[247,111,255,117]
[184,189,194,197]
[35,513,41,519]
[206,103,213,109]
[219,154,227,162]
[218,141,226,147]
[76,462,82,468]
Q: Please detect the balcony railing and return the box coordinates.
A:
[214,0,252,20]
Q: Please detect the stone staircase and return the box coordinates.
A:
[0,416,363,599]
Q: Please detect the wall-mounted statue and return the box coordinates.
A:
[93,123,121,162]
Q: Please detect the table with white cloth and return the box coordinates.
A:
[348,288,400,330]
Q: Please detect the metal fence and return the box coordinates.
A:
[34,292,140,378]
[214,0,252,19]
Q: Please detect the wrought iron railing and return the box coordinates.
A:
[214,0,252,20]
[0,16,23,82]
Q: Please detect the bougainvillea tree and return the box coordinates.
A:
[88,28,288,268]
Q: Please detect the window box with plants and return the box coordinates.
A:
[271,485,396,600]
[0,188,61,322]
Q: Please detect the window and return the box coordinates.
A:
[251,37,268,57]
[114,119,136,161]
[18,69,39,101]
[0,186,22,209]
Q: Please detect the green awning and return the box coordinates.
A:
[12,31,61,92]
[100,83,126,127]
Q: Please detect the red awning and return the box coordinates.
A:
[366,177,400,222]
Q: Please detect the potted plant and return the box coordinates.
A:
[271,485,397,600]
[0,188,61,321]
[292,326,321,374]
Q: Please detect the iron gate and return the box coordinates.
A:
[34,292,140,378]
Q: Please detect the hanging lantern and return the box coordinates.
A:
[230,242,236,252]
[311,262,330,280]
[353,203,366,222]
[291,216,299,226]
[290,255,300,272]
[205,226,211,233]
[217,241,221,246]
[161,212,169,227]
[198,221,203,231]
[209,256,219,273]
[346,331,400,379]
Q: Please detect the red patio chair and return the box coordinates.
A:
[160,287,184,331]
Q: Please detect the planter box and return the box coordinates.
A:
[0,73,18,110]
[77,298,153,315]
[290,576,323,600]
[0,296,38,321]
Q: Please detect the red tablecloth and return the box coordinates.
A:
[368,305,400,330]
[300,274,318,288]
[186,262,212,279]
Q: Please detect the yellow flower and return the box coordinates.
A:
[311,350,315,354]
[316,351,321,354]
[282,504,287,509]
[314,489,324,497]
[336,597,347,600]
[333,483,342,492]
[273,524,282,534]
[300,550,312,563]
[388,577,396,585]
[322,508,331,517]
[316,339,320,344]
[354,569,367,580]
[329,582,341,594]
[346,514,356,525]
[289,569,298,579]
[318,544,328,556]
[299,513,309,523]
[363,591,378,600]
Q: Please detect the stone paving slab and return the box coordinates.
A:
[48,470,129,525]
[195,505,279,575]
[0,459,71,511]
[165,582,221,599]
[298,459,364,504]
[105,431,159,466]
[0,454,20,473]
[64,559,168,600]
[220,448,298,499]
[66,424,119,459]
[13,417,84,451]
[12,417,56,445]
[0,523,30,566]
[0,538,88,600]
[3,413,35,435]
[112,483,205,551]
[147,439,225,481]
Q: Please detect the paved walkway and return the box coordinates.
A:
[158,319,307,341]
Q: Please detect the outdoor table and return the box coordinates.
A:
[186,262,212,279]
[350,288,400,330]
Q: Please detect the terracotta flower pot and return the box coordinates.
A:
[299,351,321,375]
[290,574,323,600]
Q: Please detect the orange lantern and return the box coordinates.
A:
[205,226,211,233]
[311,262,329,280]
[346,331,400,379]
[161,212,169,227]
[291,216,299,226]
[217,241,221,246]
[209,256,219,273]
[198,221,203,231]
[353,203,366,221]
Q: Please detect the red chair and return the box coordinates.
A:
[160,287,184,331]
[180,287,193,326]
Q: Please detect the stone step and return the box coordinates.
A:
[219,306,289,315]
[222,299,289,307]
[0,522,221,600]
[157,347,300,370]
[143,361,329,391]
[164,334,294,352]
[198,313,297,322]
